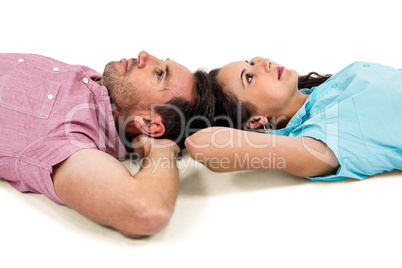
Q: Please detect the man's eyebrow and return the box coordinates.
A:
[240,69,245,88]
[164,64,170,83]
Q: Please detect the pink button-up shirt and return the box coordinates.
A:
[0,54,128,204]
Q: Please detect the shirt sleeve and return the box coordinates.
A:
[288,113,369,181]
[15,134,98,205]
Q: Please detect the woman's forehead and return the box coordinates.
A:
[219,61,245,87]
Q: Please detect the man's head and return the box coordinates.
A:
[101,50,215,149]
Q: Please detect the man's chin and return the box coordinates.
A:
[101,64,120,86]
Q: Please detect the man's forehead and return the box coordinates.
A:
[166,61,195,101]
[170,59,192,74]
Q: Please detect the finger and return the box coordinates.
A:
[131,134,150,149]
[152,141,180,155]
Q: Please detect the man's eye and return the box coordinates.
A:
[246,74,253,83]
[156,69,164,80]
[249,61,255,66]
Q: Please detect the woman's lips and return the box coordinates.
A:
[278,66,285,79]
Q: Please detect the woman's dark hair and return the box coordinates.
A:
[155,69,215,149]
[210,68,332,130]
[209,68,254,129]
[298,72,332,89]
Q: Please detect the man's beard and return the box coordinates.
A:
[101,62,142,118]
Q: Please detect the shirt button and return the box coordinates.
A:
[331,83,338,88]
[48,94,54,100]
[83,78,89,84]
[363,64,371,67]
[18,58,24,62]
[53,67,59,71]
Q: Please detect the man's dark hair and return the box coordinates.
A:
[155,69,215,149]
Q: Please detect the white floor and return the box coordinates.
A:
[1,152,402,268]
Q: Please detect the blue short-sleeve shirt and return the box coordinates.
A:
[267,62,402,181]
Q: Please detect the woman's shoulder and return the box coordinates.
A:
[333,61,398,77]
[330,61,372,79]
[315,61,400,92]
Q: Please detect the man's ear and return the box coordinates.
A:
[243,116,268,130]
[133,113,166,137]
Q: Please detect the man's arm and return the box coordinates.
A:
[52,138,179,238]
[185,127,339,178]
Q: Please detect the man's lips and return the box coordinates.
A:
[121,58,128,71]
[121,58,136,72]
[278,66,285,79]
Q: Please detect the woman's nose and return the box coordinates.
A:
[262,58,272,72]
[250,56,264,64]
[250,57,271,72]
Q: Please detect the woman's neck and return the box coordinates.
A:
[271,91,309,129]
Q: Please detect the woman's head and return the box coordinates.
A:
[211,56,331,130]
[210,68,254,129]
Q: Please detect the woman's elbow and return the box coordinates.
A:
[184,136,196,158]
[289,161,340,178]
[184,130,209,159]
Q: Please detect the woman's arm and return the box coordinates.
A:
[185,127,339,178]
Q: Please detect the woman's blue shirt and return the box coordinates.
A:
[267,62,402,180]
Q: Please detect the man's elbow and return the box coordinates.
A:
[119,214,171,238]
[142,208,173,234]
[116,200,174,238]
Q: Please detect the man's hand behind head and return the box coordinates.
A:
[131,135,180,158]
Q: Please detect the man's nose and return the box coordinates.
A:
[137,50,161,68]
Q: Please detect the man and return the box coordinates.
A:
[0,51,214,237]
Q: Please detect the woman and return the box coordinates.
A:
[185,57,402,180]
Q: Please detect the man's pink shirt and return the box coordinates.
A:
[0,54,128,204]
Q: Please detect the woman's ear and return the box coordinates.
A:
[133,113,166,137]
[243,116,268,130]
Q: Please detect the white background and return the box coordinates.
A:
[1,0,402,267]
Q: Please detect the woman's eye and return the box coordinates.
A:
[246,74,253,83]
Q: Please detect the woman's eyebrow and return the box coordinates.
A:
[240,69,245,88]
